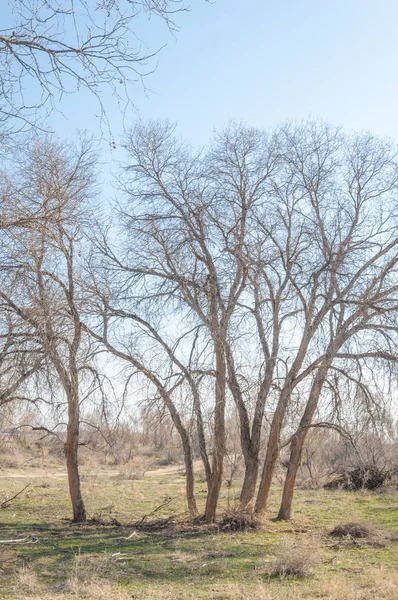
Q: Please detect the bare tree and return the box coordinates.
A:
[2,119,393,527]
[279,344,398,519]
[251,124,398,517]
[0,135,97,521]
[96,120,277,521]
[203,124,282,508]
[109,120,398,522]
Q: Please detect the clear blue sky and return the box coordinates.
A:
[45,0,398,151]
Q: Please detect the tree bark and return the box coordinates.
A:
[65,386,86,523]
[240,454,259,508]
[277,431,304,521]
[225,343,254,507]
[254,422,280,514]
[254,389,289,515]
[204,455,223,523]
[192,385,211,490]
[204,337,226,523]
[225,341,274,510]
[181,432,198,518]
[239,363,275,508]
[254,333,315,515]
[278,364,329,520]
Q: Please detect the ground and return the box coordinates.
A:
[0,463,398,599]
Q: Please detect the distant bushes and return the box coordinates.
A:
[294,425,398,492]
[325,464,397,491]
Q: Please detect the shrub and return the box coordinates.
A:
[330,522,373,538]
[269,545,317,578]
[325,464,396,491]
[218,506,260,532]
[114,469,146,481]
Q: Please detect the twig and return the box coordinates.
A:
[0,484,30,508]
[136,496,179,526]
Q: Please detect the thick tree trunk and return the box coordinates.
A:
[225,342,270,510]
[204,456,223,523]
[65,388,86,523]
[204,338,226,523]
[254,395,288,515]
[182,435,198,518]
[277,432,304,521]
[254,337,313,515]
[254,428,280,515]
[239,367,275,509]
[278,364,329,520]
[240,454,259,508]
[192,386,211,490]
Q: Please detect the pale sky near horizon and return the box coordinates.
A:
[43,0,398,151]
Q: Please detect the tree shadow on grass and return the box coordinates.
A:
[0,519,268,586]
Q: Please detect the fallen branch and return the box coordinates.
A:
[0,484,30,508]
[135,496,179,527]
[0,534,38,544]
[133,516,176,531]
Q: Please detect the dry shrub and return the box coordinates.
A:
[64,551,120,594]
[302,568,398,600]
[157,449,179,467]
[1,454,23,469]
[330,522,373,538]
[14,565,44,595]
[325,464,396,491]
[218,506,260,532]
[114,468,146,481]
[0,440,25,469]
[348,465,394,490]
[269,541,319,579]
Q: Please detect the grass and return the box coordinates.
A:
[0,463,398,599]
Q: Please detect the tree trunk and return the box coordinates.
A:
[182,434,198,518]
[192,385,211,490]
[277,432,304,520]
[204,337,226,523]
[254,394,288,514]
[65,387,86,522]
[239,366,275,509]
[204,457,223,523]
[254,425,280,515]
[240,454,259,509]
[254,339,313,515]
[225,343,255,508]
[278,364,329,520]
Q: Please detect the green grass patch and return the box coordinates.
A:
[1,465,398,599]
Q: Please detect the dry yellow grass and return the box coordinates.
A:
[10,569,398,600]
